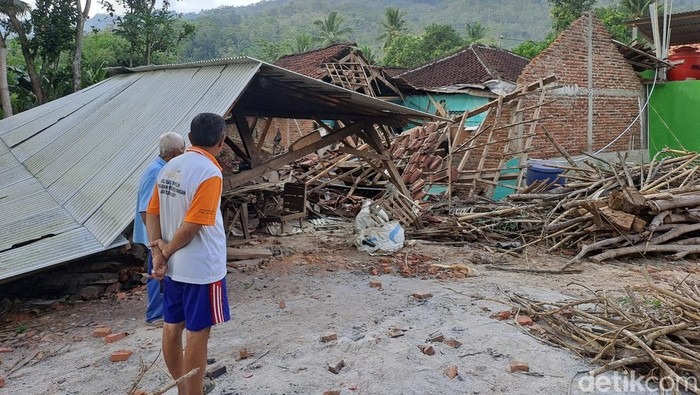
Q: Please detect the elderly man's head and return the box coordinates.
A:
[159,132,186,161]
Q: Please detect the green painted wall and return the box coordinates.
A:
[649,80,700,156]
[402,94,490,127]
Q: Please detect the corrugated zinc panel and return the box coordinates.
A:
[23,73,155,181]
[0,78,112,137]
[0,207,79,251]
[84,63,261,246]
[0,164,32,190]
[0,228,106,282]
[9,75,142,163]
[2,77,134,148]
[0,190,63,227]
[57,67,205,216]
[0,178,45,205]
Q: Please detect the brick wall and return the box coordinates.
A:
[457,13,643,195]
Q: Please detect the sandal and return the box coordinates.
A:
[203,377,216,395]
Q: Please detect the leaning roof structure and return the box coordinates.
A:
[394,44,530,95]
[0,57,433,282]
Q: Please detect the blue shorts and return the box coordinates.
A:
[162,276,230,332]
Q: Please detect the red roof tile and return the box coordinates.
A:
[274,43,356,79]
[396,44,530,91]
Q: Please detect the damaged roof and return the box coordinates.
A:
[627,9,700,46]
[274,42,357,79]
[0,57,434,282]
[395,44,530,93]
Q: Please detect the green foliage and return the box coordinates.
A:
[81,30,131,69]
[291,33,314,54]
[378,7,407,49]
[31,0,78,66]
[511,34,555,59]
[313,11,352,46]
[465,22,488,44]
[548,0,596,33]
[383,34,422,68]
[383,23,464,68]
[595,5,632,44]
[99,0,194,66]
[621,0,654,19]
[358,44,377,64]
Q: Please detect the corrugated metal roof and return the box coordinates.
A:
[628,10,700,46]
[0,56,434,282]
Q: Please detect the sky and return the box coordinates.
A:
[88,0,261,17]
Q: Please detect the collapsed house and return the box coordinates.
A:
[390,44,530,126]
[0,57,435,282]
[453,13,645,198]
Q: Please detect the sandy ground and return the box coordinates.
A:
[1,223,698,395]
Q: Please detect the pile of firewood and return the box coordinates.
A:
[509,269,700,391]
[415,149,700,264]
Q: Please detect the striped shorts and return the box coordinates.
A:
[162,276,230,332]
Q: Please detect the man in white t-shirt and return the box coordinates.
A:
[146,113,230,395]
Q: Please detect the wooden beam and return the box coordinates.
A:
[255,117,274,151]
[223,122,366,191]
[234,114,263,167]
[224,136,251,165]
[337,146,389,162]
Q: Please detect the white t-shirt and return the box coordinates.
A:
[147,147,226,284]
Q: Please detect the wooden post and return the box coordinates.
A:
[234,114,263,166]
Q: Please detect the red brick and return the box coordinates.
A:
[0,376,5,388]
[492,311,512,320]
[320,332,337,342]
[369,280,382,288]
[133,390,146,395]
[92,327,112,338]
[516,315,534,327]
[278,299,286,309]
[418,345,435,356]
[444,339,462,349]
[445,365,458,379]
[323,391,341,395]
[104,332,127,343]
[110,349,132,362]
[0,347,13,353]
[508,361,530,373]
[238,348,251,360]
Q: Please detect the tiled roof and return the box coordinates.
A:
[274,43,356,79]
[396,44,530,91]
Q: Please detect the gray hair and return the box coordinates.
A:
[159,132,185,156]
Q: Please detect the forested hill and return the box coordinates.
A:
[89,0,700,63]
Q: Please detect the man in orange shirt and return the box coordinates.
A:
[146,113,229,395]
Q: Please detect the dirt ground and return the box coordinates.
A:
[1,222,698,395]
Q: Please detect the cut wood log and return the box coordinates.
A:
[226,248,273,261]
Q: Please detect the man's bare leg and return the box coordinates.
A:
[163,322,186,394]
[183,327,211,395]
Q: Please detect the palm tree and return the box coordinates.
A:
[358,44,377,64]
[292,33,314,53]
[465,22,488,45]
[0,0,45,104]
[378,7,407,49]
[313,12,353,46]
[621,0,653,19]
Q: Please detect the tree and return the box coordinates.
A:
[313,11,352,46]
[383,34,422,68]
[595,5,632,43]
[465,22,487,44]
[73,0,91,92]
[621,0,653,19]
[378,7,407,49]
[31,0,79,99]
[291,32,314,53]
[358,44,377,64]
[548,0,596,33]
[0,2,23,116]
[1,0,46,104]
[100,0,195,66]
[511,35,555,59]
[383,24,464,68]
